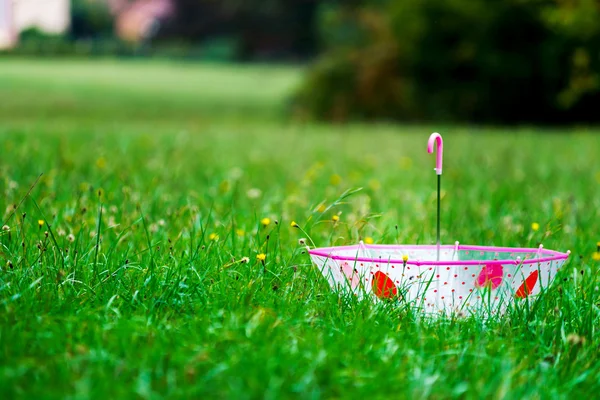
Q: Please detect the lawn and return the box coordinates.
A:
[1,58,599,399]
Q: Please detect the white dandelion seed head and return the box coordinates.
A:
[246,188,262,199]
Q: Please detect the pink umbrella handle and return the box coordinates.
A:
[427,132,443,175]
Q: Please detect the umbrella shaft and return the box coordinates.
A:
[436,174,441,260]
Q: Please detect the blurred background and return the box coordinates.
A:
[1,0,600,124]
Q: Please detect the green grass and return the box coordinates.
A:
[1,58,600,399]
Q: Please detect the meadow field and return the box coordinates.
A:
[1,58,600,398]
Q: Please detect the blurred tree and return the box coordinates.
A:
[71,0,114,39]
[159,0,320,60]
[295,0,600,123]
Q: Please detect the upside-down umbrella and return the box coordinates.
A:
[308,133,570,315]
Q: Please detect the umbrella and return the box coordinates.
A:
[308,133,570,315]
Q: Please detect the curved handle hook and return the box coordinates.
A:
[427,132,443,175]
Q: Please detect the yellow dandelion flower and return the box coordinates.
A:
[364,237,374,244]
[399,156,413,170]
[260,217,271,227]
[256,253,266,262]
[368,179,381,191]
[219,180,230,193]
[316,204,326,213]
[208,233,219,241]
[291,221,299,228]
[330,174,342,186]
[531,222,540,232]
[96,157,106,169]
[402,255,409,262]
[236,229,245,237]
[593,252,600,262]
[332,215,340,222]
[37,219,44,228]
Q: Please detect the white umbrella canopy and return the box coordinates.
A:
[309,242,569,315]
[308,133,570,316]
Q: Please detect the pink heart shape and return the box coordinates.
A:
[475,264,504,290]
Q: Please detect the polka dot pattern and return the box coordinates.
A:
[310,245,568,314]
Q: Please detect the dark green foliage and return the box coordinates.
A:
[4,0,320,61]
[70,0,114,39]
[295,0,600,123]
[159,0,320,60]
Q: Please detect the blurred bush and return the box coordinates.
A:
[295,0,600,123]
[71,0,114,39]
[17,28,73,56]
[7,28,136,58]
[158,0,319,61]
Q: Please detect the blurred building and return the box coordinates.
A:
[0,0,14,48]
[0,0,70,49]
[0,0,172,49]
